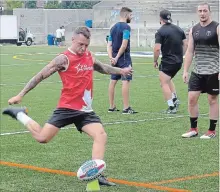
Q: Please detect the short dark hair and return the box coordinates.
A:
[198,2,211,11]
[120,7,132,16]
[74,26,91,39]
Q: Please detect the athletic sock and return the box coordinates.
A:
[17,112,32,126]
[167,99,174,107]
[209,119,217,131]
[172,92,177,102]
[190,117,198,128]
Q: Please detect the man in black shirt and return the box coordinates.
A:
[154,10,187,114]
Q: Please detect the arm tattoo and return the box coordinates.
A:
[93,59,121,74]
[18,55,68,97]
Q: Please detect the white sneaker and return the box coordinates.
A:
[182,128,198,138]
[200,131,216,139]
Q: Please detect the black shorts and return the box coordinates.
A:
[111,74,132,81]
[56,38,62,43]
[47,108,102,132]
[111,58,132,81]
[159,63,182,78]
[188,72,219,95]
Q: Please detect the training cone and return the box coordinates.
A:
[86,179,100,191]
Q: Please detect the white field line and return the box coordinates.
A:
[0,113,208,136]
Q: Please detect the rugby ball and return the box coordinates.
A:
[77,159,106,181]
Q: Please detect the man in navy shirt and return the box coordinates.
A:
[154,10,187,114]
[107,7,137,114]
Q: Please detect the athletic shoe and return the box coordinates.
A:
[122,107,138,114]
[98,175,116,186]
[108,107,120,112]
[174,99,180,110]
[182,128,198,138]
[163,106,177,114]
[2,107,28,119]
[200,131,216,139]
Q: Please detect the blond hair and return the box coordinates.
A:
[74,26,91,39]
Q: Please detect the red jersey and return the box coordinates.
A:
[57,48,94,112]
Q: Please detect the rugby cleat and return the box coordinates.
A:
[163,106,177,114]
[200,131,216,139]
[182,128,198,138]
[2,107,28,120]
[174,99,180,110]
[98,175,116,186]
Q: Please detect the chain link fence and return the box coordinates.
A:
[11,5,218,47]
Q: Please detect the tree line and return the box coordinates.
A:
[5,1,100,10]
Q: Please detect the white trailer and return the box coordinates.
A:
[0,15,34,46]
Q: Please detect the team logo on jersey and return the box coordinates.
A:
[75,63,93,74]
[206,31,211,36]
[195,30,199,37]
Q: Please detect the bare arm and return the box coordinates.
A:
[115,39,128,60]
[153,30,162,66]
[18,54,68,97]
[93,58,122,74]
[92,56,132,77]
[183,28,194,73]
[153,43,161,62]
[182,39,188,55]
[107,39,113,59]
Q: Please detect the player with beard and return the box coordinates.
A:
[107,7,137,114]
[154,10,187,114]
[182,3,219,139]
